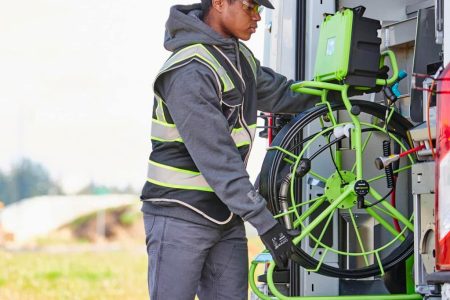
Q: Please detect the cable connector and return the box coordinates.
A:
[354,180,370,209]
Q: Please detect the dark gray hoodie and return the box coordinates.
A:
[141,4,318,235]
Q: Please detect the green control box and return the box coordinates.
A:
[314,6,381,87]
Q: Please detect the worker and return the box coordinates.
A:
[140,0,318,299]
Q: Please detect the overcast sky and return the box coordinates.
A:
[0,0,266,193]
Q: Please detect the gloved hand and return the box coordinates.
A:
[260,223,294,269]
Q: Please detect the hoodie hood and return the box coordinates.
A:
[164,4,237,52]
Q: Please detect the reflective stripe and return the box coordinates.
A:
[151,120,257,147]
[151,119,183,142]
[159,44,235,92]
[155,94,166,122]
[213,45,246,90]
[239,43,257,81]
[147,160,213,192]
[232,129,250,147]
[232,125,257,147]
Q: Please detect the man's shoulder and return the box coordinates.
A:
[156,59,218,82]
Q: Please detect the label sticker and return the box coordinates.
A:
[326,37,336,56]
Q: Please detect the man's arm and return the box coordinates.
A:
[157,61,277,235]
[254,58,320,113]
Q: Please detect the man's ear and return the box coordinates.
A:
[211,0,225,13]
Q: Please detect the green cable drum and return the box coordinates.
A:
[314,6,382,87]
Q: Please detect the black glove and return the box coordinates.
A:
[260,223,293,269]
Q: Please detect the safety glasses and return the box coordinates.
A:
[241,0,264,15]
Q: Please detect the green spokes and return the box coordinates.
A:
[351,130,373,173]
[293,196,327,227]
[366,206,406,241]
[256,97,415,283]
[368,165,412,183]
[372,203,401,220]
[273,195,327,219]
[293,203,412,256]
[308,170,328,183]
[371,188,414,231]
[311,210,335,257]
[277,118,414,259]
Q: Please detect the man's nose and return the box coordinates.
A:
[252,12,262,22]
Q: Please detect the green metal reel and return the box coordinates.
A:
[250,49,419,298]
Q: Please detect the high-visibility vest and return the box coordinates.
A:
[142,43,258,224]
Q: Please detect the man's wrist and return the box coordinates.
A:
[246,207,278,235]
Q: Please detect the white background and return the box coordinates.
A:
[0,0,267,193]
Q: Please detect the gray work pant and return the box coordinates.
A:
[144,214,249,300]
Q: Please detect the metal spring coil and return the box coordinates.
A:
[383,140,395,188]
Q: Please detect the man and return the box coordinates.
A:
[141,0,318,299]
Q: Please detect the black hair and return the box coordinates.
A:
[201,0,212,14]
[201,0,236,17]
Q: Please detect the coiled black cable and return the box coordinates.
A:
[383,140,395,189]
[259,100,415,278]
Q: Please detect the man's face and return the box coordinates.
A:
[220,0,262,41]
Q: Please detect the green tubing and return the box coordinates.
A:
[295,87,324,96]
[249,262,273,300]
[291,50,399,97]
[265,261,422,300]
[406,256,415,294]
[376,50,399,86]
[321,91,337,126]
[250,259,422,300]
[251,258,422,300]
[291,81,345,93]
[269,294,422,300]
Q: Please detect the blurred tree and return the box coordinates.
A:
[120,184,137,194]
[4,159,62,204]
[0,171,10,204]
[77,182,110,195]
[77,182,137,195]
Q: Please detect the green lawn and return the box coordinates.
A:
[0,238,264,300]
[0,249,148,300]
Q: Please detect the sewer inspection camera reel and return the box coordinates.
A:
[250,7,423,300]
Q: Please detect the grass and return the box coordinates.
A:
[0,237,265,300]
[0,249,148,300]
